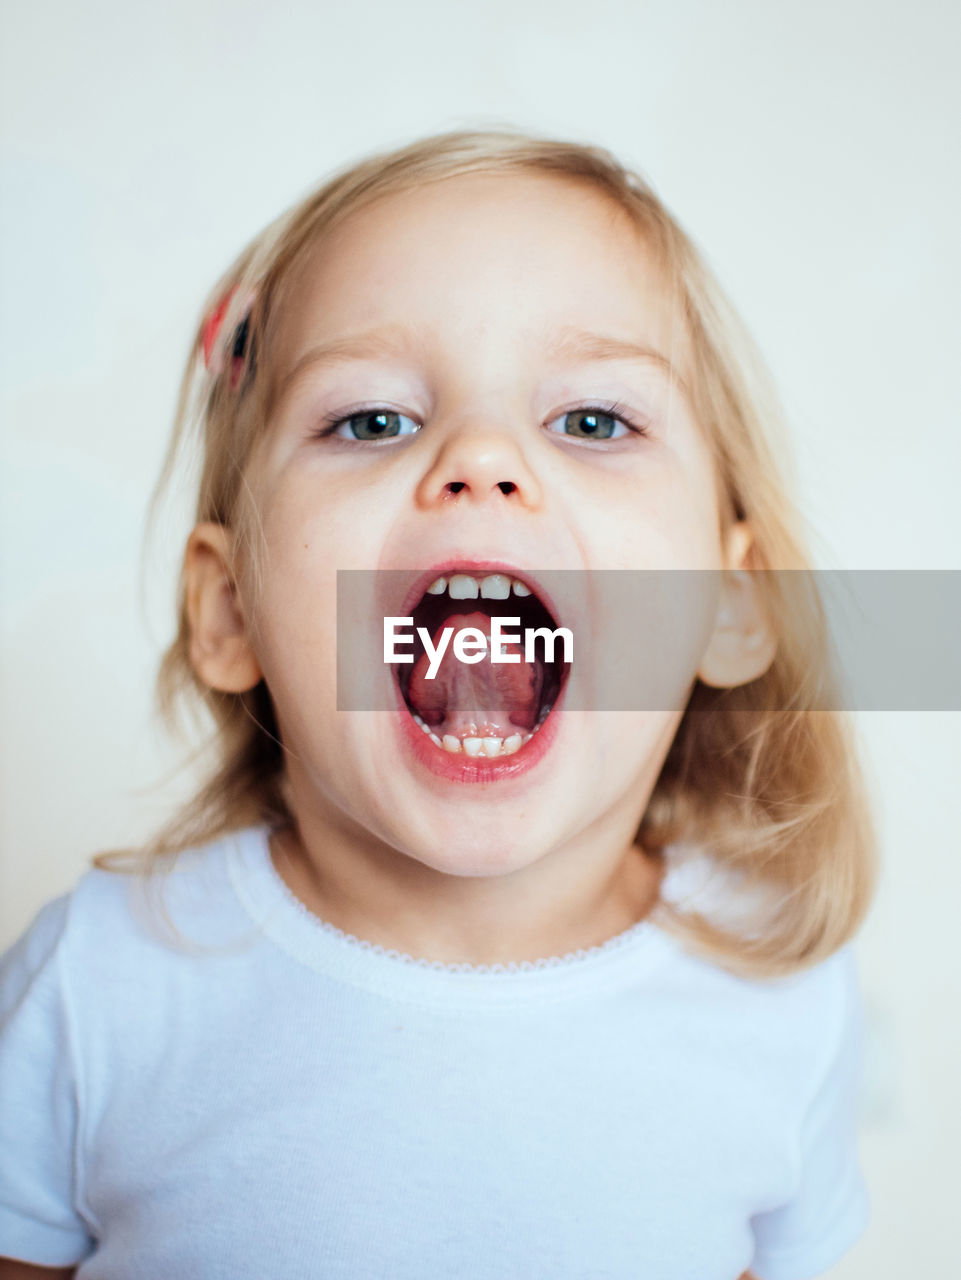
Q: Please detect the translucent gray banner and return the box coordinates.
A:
[336,570,961,712]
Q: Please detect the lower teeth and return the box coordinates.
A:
[411,706,554,757]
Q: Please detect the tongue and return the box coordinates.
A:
[408,611,544,736]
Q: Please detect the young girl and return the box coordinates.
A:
[0,127,878,1280]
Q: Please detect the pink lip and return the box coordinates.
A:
[390,655,568,784]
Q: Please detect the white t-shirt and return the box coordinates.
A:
[0,822,870,1279]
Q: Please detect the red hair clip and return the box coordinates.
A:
[201,286,256,389]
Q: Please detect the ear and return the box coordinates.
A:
[697,521,777,689]
[183,522,263,693]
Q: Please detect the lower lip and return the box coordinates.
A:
[391,677,566,784]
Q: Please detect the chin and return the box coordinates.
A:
[398,824,547,880]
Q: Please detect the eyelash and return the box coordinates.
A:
[310,400,651,443]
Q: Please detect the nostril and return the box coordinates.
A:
[443,480,517,497]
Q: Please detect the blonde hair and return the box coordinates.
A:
[93,125,878,980]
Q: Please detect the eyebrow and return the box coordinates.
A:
[273,322,683,411]
[547,326,683,386]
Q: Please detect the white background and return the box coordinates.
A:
[1,0,959,1273]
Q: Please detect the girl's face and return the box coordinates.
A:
[236,172,743,878]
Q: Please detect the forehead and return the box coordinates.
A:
[269,170,685,389]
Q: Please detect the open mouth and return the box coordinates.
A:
[396,571,570,760]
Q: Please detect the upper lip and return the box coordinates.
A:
[388,557,565,626]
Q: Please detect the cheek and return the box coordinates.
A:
[243,503,340,680]
[258,469,392,582]
[252,574,336,700]
[575,465,723,709]
[579,571,717,722]
[263,476,353,553]
[246,477,398,695]
[591,473,724,571]
[599,709,685,781]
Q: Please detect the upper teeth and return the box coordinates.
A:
[425,573,532,600]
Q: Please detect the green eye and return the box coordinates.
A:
[316,403,644,444]
[549,407,633,440]
[330,410,420,441]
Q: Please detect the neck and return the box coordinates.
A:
[268,799,666,968]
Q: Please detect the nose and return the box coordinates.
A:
[414,417,544,510]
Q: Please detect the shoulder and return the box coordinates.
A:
[0,893,72,1020]
[657,848,863,1093]
[665,928,858,1060]
[1,891,71,974]
[741,951,870,1274]
[1,827,253,999]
